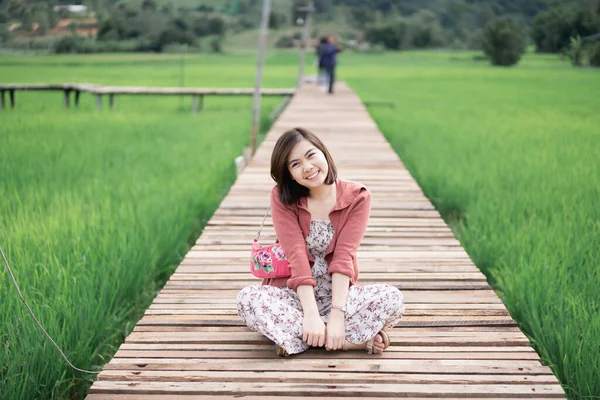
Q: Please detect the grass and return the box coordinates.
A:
[345,51,600,400]
[1,49,599,399]
[0,52,287,399]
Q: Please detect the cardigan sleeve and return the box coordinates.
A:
[328,188,371,278]
[270,187,316,290]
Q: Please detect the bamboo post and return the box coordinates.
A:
[296,2,314,88]
[250,0,272,156]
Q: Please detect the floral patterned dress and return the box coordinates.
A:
[237,219,405,354]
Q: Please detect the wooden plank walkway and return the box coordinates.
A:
[86,82,565,399]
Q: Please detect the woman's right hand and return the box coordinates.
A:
[302,313,326,347]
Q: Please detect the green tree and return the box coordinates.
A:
[349,6,375,29]
[481,17,527,66]
[269,11,285,29]
[531,3,600,53]
[406,9,446,48]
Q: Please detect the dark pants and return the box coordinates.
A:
[325,65,336,94]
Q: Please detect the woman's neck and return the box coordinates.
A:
[308,182,336,203]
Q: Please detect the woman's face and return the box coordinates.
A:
[287,138,329,189]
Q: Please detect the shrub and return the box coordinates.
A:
[237,16,256,30]
[97,16,131,41]
[481,17,526,66]
[564,35,584,66]
[468,28,484,50]
[53,36,81,53]
[275,34,294,48]
[0,23,11,44]
[269,11,287,29]
[207,16,225,36]
[210,37,222,53]
[364,21,406,50]
[588,41,600,67]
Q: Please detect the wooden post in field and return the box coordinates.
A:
[296,2,314,88]
[250,0,272,156]
[192,95,198,114]
[64,89,71,108]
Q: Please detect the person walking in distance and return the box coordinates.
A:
[316,36,329,92]
[319,35,343,94]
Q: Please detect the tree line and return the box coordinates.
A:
[0,0,599,66]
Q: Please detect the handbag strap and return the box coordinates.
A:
[255,206,271,240]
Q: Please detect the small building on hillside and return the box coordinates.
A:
[53,5,88,14]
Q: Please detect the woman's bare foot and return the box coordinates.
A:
[343,332,387,354]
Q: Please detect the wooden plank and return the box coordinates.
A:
[104,358,553,375]
[88,396,561,400]
[112,349,539,360]
[117,343,538,353]
[98,370,553,383]
[89,381,565,397]
[123,331,531,346]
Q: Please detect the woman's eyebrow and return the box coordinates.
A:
[288,148,316,165]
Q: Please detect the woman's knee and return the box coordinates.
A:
[378,284,405,315]
[236,285,261,309]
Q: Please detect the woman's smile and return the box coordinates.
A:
[305,170,320,180]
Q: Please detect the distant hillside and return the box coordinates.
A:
[1,0,597,53]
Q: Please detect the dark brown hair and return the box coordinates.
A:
[270,127,338,205]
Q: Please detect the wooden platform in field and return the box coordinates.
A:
[86,82,565,399]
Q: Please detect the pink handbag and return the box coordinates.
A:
[250,206,291,278]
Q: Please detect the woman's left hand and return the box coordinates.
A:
[325,309,346,351]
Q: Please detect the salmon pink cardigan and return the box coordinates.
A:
[263,178,371,291]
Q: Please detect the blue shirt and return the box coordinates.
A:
[319,44,340,67]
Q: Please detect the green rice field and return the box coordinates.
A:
[1,50,599,399]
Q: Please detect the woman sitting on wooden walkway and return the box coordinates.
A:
[237,127,405,356]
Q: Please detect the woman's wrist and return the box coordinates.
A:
[330,304,346,314]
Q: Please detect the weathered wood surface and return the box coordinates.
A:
[0,83,98,90]
[86,82,565,399]
[0,83,293,110]
[87,87,294,95]
[0,83,293,95]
